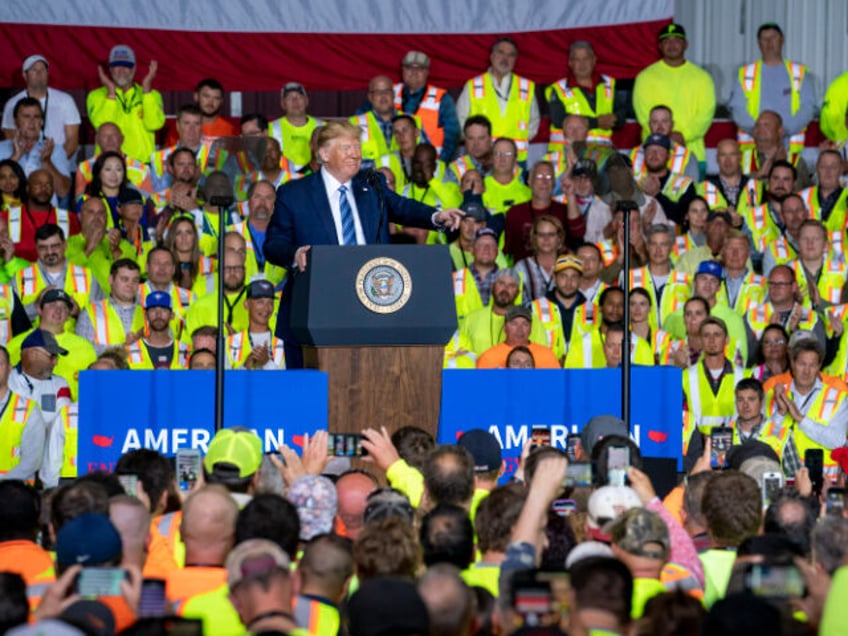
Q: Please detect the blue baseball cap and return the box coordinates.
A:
[21,328,68,356]
[643,133,671,150]
[145,290,172,310]
[56,513,123,567]
[696,260,724,280]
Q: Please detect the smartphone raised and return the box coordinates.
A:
[745,563,805,599]
[566,434,582,462]
[117,474,138,497]
[176,448,202,492]
[761,471,783,510]
[328,433,368,457]
[710,428,732,470]
[805,448,824,494]
[74,567,128,598]
[531,426,551,449]
[606,446,630,486]
[563,462,592,488]
[827,487,845,516]
[139,578,167,618]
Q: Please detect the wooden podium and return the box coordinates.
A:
[292,245,457,439]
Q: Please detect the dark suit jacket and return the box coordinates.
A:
[264,168,438,268]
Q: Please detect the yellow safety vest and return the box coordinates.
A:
[58,402,78,478]
[293,596,341,636]
[683,361,746,434]
[742,203,781,247]
[0,284,19,344]
[737,60,808,157]
[230,221,288,287]
[628,267,691,330]
[443,330,477,369]
[672,233,698,264]
[448,155,479,184]
[726,416,792,460]
[765,382,847,480]
[0,392,39,475]
[466,73,535,162]
[86,300,146,347]
[545,75,615,149]
[16,263,92,319]
[789,258,846,306]
[226,331,285,369]
[6,206,70,244]
[77,156,151,196]
[126,339,189,370]
[269,115,321,167]
[482,174,531,216]
[798,186,848,236]
[745,302,818,340]
[564,329,655,369]
[349,112,396,162]
[715,272,766,315]
[630,142,691,178]
[761,235,797,267]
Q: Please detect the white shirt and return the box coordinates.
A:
[1,88,81,150]
[320,167,365,245]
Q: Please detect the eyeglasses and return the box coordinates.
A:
[533,174,554,180]
[494,151,515,158]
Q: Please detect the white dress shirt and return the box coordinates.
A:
[321,167,366,245]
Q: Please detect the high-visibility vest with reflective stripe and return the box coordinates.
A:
[672,233,698,263]
[350,112,395,162]
[233,166,293,201]
[157,510,186,568]
[394,83,447,156]
[466,73,535,162]
[696,180,729,210]
[7,206,70,244]
[766,383,847,480]
[715,272,766,315]
[126,339,189,370]
[628,267,691,330]
[798,185,848,236]
[77,156,151,195]
[742,203,780,246]
[482,173,532,216]
[139,282,194,321]
[630,141,691,178]
[564,328,654,369]
[545,75,615,149]
[789,258,846,306]
[448,155,479,184]
[659,174,694,202]
[58,402,78,478]
[595,239,618,267]
[738,60,808,156]
[444,330,477,369]
[17,263,92,314]
[652,329,680,365]
[726,416,792,460]
[230,221,288,287]
[453,267,485,322]
[150,142,226,185]
[294,595,341,636]
[683,362,745,434]
[745,302,817,340]
[740,142,803,175]
[0,393,39,474]
[87,300,145,346]
[269,115,322,168]
[530,298,567,361]
[226,331,285,369]
[0,284,18,345]
[761,235,796,267]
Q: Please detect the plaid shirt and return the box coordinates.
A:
[737,418,801,478]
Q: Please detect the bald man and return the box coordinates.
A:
[109,495,151,570]
[334,471,378,540]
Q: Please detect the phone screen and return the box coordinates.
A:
[761,472,783,509]
[805,449,824,493]
[176,449,202,492]
[531,426,551,448]
[827,488,845,516]
[566,435,581,462]
[328,434,368,457]
[75,568,127,597]
[564,462,592,488]
[710,429,732,469]
[117,474,138,497]
[746,563,805,598]
[139,578,167,618]
[606,446,629,486]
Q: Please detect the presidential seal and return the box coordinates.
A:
[355,257,412,314]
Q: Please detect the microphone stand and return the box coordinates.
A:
[367,169,387,244]
[619,200,638,433]
[209,194,235,432]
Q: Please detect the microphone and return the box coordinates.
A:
[365,168,387,244]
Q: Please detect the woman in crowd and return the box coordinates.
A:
[750,324,790,382]
[630,287,681,365]
[514,215,565,301]
[672,196,709,263]
[0,159,26,211]
[164,215,215,294]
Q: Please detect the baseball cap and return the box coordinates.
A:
[108,44,136,67]
[695,260,723,280]
[21,328,69,356]
[55,513,123,567]
[286,475,337,540]
[226,538,291,589]
[59,600,116,636]
[505,305,532,323]
[659,23,687,40]
[643,133,671,150]
[247,279,275,299]
[831,447,848,476]
[554,255,583,274]
[564,540,614,569]
[707,210,732,224]
[117,187,144,206]
[460,192,487,221]
[204,428,263,479]
[474,227,498,243]
[40,288,73,310]
[348,577,430,636]
[458,429,502,472]
[282,81,307,96]
[608,508,670,560]
[788,329,816,348]
[363,488,415,524]
[580,415,628,455]
[145,290,172,311]
[402,51,430,67]
[587,485,642,542]
[571,158,597,178]
[22,54,48,73]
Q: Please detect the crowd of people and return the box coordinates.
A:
[2,15,848,635]
[1,423,847,635]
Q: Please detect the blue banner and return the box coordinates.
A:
[438,367,683,476]
[78,370,329,473]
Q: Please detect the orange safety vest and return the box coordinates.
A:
[394,83,447,156]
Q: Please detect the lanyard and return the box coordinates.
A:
[223,288,247,326]
[115,86,140,115]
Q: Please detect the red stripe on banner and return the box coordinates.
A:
[0,21,669,92]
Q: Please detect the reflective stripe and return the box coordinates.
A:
[8,206,21,243]
[92,301,110,345]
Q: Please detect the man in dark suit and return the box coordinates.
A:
[264,119,464,365]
